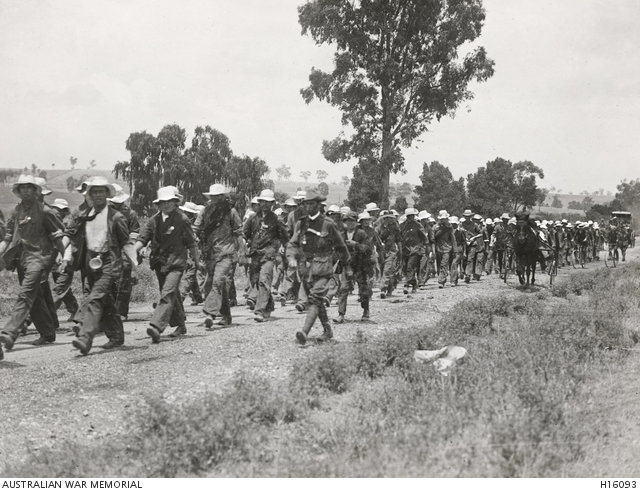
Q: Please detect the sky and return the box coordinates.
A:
[1,0,639,195]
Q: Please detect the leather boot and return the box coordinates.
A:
[168,326,187,338]
[317,305,333,342]
[361,299,370,320]
[296,304,319,345]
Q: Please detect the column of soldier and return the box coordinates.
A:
[0,175,632,361]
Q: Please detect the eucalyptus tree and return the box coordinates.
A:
[299,0,495,207]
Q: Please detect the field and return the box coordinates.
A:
[0,244,639,477]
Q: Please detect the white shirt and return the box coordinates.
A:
[308,212,320,221]
[85,206,109,252]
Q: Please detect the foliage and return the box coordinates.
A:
[0,169,19,186]
[347,156,386,210]
[274,190,290,205]
[392,196,408,213]
[275,164,292,181]
[467,157,544,216]
[567,199,592,211]
[66,176,78,193]
[615,178,640,210]
[318,182,329,198]
[11,262,640,477]
[113,124,270,216]
[536,187,548,211]
[300,170,311,182]
[340,176,350,188]
[316,169,328,182]
[551,195,563,208]
[299,0,495,207]
[413,161,466,213]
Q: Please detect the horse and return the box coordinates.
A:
[513,218,539,287]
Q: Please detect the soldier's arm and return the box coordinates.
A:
[286,220,302,267]
[0,209,16,255]
[330,222,350,266]
[129,210,141,241]
[231,209,243,237]
[135,215,155,251]
[277,218,289,246]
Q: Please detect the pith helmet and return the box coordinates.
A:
[12,175,42,197]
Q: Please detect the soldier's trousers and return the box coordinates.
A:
[281,264,300,302]
[273,254,284,292]
[75,255,124,345]
[484,248,494,273]
[465,247,484,278]
[437,251,451,285]
[247,257,275,316]
[326,270,341,303]
[52,268,79,315]
[337,269,371,315]
[404,254,422,289]
[381,251,400,294]
[419,254,435,285]
[114,263,134,318]
[2,263,58,341]
[181,259,203,304]
[150,269,185,332]
[203,255,233,320]
[450,252,463,284]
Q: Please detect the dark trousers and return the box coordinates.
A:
[52,268,79,315]
[203,256,233,320]
[2,263,58,341]
[150,269,185,333]
[76,256,124,344]
[247,257,275,315]
[181,259,203,304]
[404,254,422,289]
[114,263,133,318]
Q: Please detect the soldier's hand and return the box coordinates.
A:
[58,260,69,274]
[345,266,354,279]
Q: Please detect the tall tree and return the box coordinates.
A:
[316,169,328,182]
[299,0,494,208]
[114,124,269,215]
[413,161,466,213]
[511,160,545,212]
[347,156,386,210]
[340,176,350,188]
[275,164,292,181]
[467,158,544,216]
[615,178,640,210]
[536,188,549,211]
[300,170,311,182]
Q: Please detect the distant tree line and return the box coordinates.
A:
[113,124,271,215]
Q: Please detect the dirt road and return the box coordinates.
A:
[1,249,638,476]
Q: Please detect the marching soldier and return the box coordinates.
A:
[244,189,289,322]
[0,175,66,355]
[136,186,199,342]
[195,184,243,328]
[377,210,403,298]
[109,184,140,320]
[449,216,465,286]
[334,211,372,323]
[62,177,130,355]
[460,210,483,283]
[401,208,427,294]
[286,189,350,345]
[433,210,457,288]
